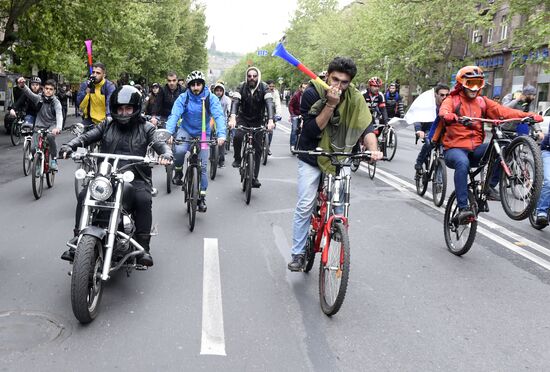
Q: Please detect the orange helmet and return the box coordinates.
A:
[368,77,383,87]
[456,66,485,91]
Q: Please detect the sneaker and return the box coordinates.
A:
[50,159,58,171]
[487,186,501,201]
[536,213,549,227]
[414,163,422,171]
[287,254,305,272]
[218,161,225,168]
[61,248,75,262]
[173,169,183,186]
[232,160,240,168]
[198,195,207,212]
[252,179,261,188]
[290,145,295,154]
[454,207,475,225]
[267,149,272,155]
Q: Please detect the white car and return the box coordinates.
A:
[541,106,550,135]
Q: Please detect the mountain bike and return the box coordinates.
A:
[10,113,25,146]
[31,129,57,199]
[292,148,380,316]
[443,117,542,256]
[21,126,33,176]
[374,123,397,161]
[237,126,265,205]
[209,131,219,180]
[415,139,447,207]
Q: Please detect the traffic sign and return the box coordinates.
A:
[257,50,268,57]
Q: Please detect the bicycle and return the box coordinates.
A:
[209,131,219,180]
[237,125,265,205]
[175,137,216,231]
[31,128,57,199]
[10,112,25,146]
[374,123,397,161]
[292,148,381,316]
[261,128,270,166]
[350,141,378,180]
[443,117,543,256]
[415,137,447,207]
[21,126,33,176]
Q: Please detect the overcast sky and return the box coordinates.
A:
[203,0,353,54]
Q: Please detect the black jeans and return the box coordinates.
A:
[75,180,152,236]
[233,126,263,179]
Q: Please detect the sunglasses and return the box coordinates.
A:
[331,76,350,85]
[438,93,450,97]
[247,74,258,78]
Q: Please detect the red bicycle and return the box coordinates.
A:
[31,128,57,199]
[293,149,377,316]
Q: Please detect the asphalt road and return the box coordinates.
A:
[2,110,550,371]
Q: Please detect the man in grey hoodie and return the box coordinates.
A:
[17,77,63,170]
[213,82,231,167]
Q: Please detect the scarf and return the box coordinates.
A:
[310,79,372,174]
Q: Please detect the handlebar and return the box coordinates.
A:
[173,137,217,145]
[459,116,536,127]
[236,125,266,132]
[291,148,386,162]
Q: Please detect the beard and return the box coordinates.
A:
[248,79,257,88]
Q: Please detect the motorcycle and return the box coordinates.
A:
[66,129,171,324]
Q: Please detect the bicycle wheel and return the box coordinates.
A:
[304,227,317,273]
[432,158,447,207]
[22,140,32,176]
[245,152,253,205]
[187,167,198,231]
[10,122,21,146]
[443,191,477,256]
[499,136,543,221]
[350,159,360,173]
[319,221,350,316]
[46,170,55,188]
[367,160,376,179]
[385,127,397,161]
[262,132,269,166]
[32,153,44,199]
[415,159,429,196]
[166,163,173,194]
[209,145,218,180]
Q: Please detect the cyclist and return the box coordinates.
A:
[287,57,383,271]
[228,66,275,188]
[10,76,42,125]
[414,84,450,173]
[213,81,231,168]
[439,66,543,223]
[385,82,404,119]
[535,127,550,226]
[166,71,226,212]
[59,85,173,266]
[266,80,282,153]
[77,62,116,126]
[144,82,160,116]
[289,83,308,152]
[363,76,388,125]
[151,72,184,127]
[16,77,63,170]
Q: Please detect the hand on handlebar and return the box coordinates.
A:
[370,150,384,161]
[151,117,158,126]
[228,116,236,129]
[443,113,458,123]
[59,145,73,159]
[9,109,16,117]
[267,119,275,131]
[415,130,425,139]
[159,154,173,165]
[530,114,544,123]
[51,128,61,135]
[217,137,225,146]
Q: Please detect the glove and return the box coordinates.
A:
[59,144,73,158]
[531,114,544,123]
[274,115,282,122]
[159,153,173,162]
[443,113,458,123]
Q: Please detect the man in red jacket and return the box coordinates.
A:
[440,66,543,223]
[289,83,308,151]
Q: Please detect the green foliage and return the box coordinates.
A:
[2,0,208,83]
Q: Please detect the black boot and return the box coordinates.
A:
[61,228,79,262]
[173,167,184,186]
[135,233,153,267]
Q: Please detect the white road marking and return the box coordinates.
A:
[364,164,550,270]
[200,238,226,356]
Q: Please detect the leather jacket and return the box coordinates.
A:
[64,117,172,185]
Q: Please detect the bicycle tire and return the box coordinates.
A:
[188,166,198,231]
[210,145,218,180]
[416,159,429,196]
[499,135,543,221]
[367,161,376,179]
[23,140,32,176]
[432,158,447,207]
[10,122,21,146]
[304,231,316,273]
[443,191,477,256]
[385,127,397,161]
[46,170,55,188]
[319,221,350,316]
[31,152,44,199]
[166,163,173,194]
[245,151,253,205]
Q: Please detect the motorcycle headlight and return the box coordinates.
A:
[89,176,113,201]
[75,168,87,180]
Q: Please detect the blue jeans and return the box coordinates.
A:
[444,143,500,209]
[174,127,209,192]
[290,116,300,146]
[24,115,36,125]
[415,140,433,167]
[536,150,550,216]
[291,160,346,256]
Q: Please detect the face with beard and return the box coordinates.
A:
[247,69,258,89]
[524,94,535,103]
[189,81,204,96]
[464,87,478,99]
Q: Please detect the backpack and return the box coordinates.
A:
[181,92,211,118]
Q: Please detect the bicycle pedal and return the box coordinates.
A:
[135,265,149,271]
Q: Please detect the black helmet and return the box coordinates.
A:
[110,85,142,125]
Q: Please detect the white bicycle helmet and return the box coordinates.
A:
[186,70,206,87]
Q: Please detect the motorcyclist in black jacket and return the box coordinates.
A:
[59,85,172,266]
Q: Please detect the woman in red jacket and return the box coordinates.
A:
[440,66,543,223]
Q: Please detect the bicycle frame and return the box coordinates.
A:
[35,130,51,173]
